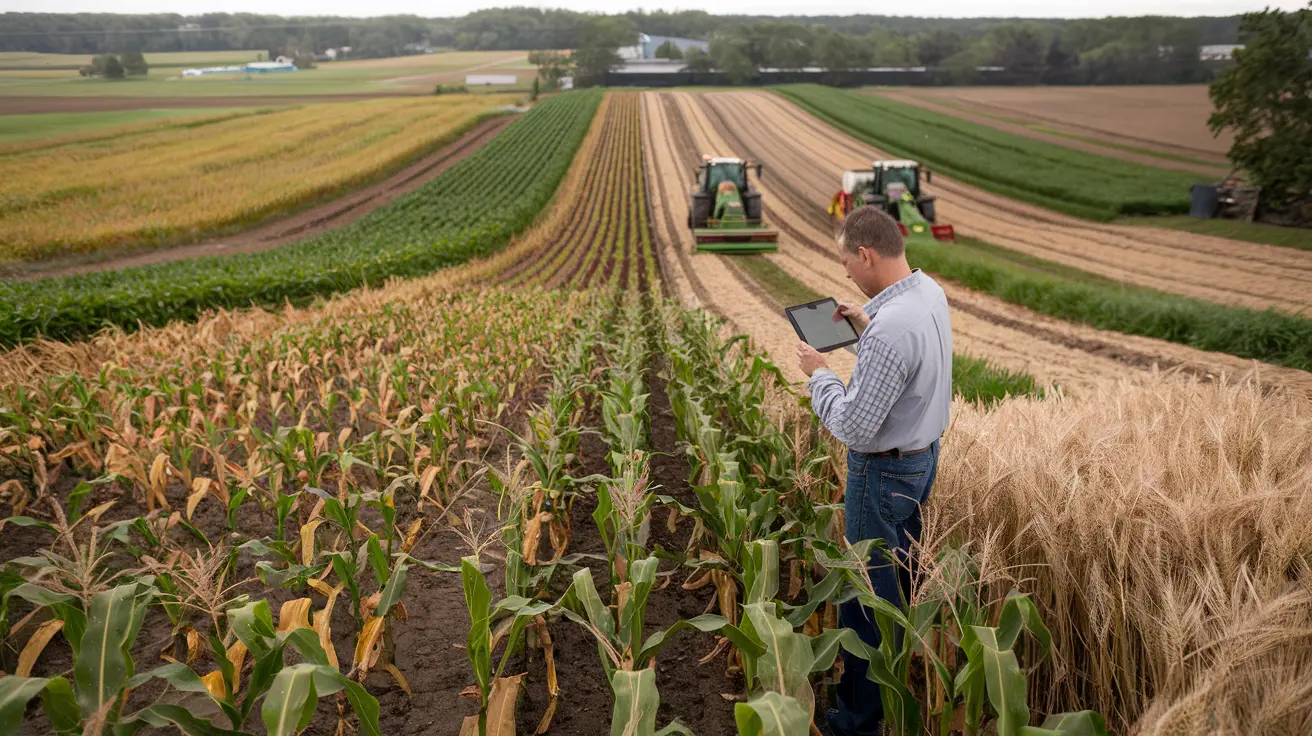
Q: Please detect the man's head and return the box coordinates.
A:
[836,205,912,297]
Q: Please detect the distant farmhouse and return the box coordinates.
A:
[618,33,709,62]
[1199,44,1243,60]
[618,33,708,73]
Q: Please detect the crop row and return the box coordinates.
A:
[502,91,655,292]
[776,84,1196,220]
[0,90,604,347]
[1,96,506,263]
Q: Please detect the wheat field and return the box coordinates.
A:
[0,95,502,263]
[912,377,1312,734]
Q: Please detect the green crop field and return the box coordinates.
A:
[0,107,259,143]
[776,84,1199,220]
[0,50,530,97]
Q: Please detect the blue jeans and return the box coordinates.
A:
[830,441,940,736]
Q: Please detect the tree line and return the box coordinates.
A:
[2,10,1239,84]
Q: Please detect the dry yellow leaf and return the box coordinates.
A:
[16,619,63,677]
[277,598,313,633]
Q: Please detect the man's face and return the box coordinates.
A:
[839,244,877,297]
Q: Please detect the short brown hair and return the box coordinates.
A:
[838,205,904,258]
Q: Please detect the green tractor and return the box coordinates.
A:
[828,160,955,242]
[688,155,779,253]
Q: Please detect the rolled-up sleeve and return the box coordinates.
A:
[807,337,908,450]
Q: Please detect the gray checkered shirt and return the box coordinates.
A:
[807,270,952,454]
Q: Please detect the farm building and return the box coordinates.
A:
[619,33,709,60]
[466,73,518,85]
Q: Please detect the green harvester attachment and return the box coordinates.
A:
[688,156,778,254]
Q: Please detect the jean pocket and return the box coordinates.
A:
[878,470,928,524]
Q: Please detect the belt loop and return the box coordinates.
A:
[893,448,902,460]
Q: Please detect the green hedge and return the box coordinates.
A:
[0,90,604,346]
[774,84,1197,221]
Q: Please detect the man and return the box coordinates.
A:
[796,205,952,736]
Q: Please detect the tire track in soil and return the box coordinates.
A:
[741,90,1312,315]
[689,91,1312,396]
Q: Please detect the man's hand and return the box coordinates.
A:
[833,302,870,334]
[796,342,829,378]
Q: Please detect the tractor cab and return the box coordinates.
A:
[830,159,955,242]
[696,157,757,196]
[688,155,778,253]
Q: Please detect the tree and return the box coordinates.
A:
[813,28,868,72]
[528,50,572,90]
[530,76,540,101]
[1209,4,1312,214]
[990,25,1046,81]
[764,24,813,70]
[103,55,125,79]
[654,40,684,60]
[916,30,964,66]
[709,35,755,84]
[120,50,149,76]
[571,16,635,87]
[1042,36,1080,83]
[683,47,714,73]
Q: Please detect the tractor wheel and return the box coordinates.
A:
[919,198,937,223]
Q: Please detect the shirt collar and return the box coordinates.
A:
[862,269,922,320]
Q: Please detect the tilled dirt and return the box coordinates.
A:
[723,90,1312,317]
[871,88,1228,177]
[638,89,1312,398]
[884,85,1232,160]
[14,115,515,281]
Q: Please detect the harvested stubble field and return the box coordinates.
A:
[879,85,1232,160]
[0,96,505,264]
[0,86,1309,736]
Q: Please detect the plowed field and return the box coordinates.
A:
[730,90,1312,316]
[641,90,1312,398]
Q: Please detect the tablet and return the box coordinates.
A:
[784,298,860,353]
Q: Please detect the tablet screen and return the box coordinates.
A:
[785,298,860,353]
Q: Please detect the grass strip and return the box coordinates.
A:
[0,90,604,346]
[737,254,1043,405]
[775,84,1197,221]
[903,235,1312,372]
[1117,215,1312,252]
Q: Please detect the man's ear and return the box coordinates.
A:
[859,246,877,268]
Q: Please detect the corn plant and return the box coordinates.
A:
[592,452,655,586]
[458,554,552,736]
[818,540,1110,736]
[557,557,760,735]
[0,580,261,735]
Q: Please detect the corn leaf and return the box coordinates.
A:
[73,581,153,722]
[733,691,810,736]
[375,557,409,619]
[610,668,660,736]
[121,704,244,736]
[261,662,319,736]
[0,675,53,733]
[744,540,779,606]
[1021,711,1110,736]
[742,602,815,718]
[971,625,1029,736]
[461,556,494,701]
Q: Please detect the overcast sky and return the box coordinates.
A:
[6,0,1307,18]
